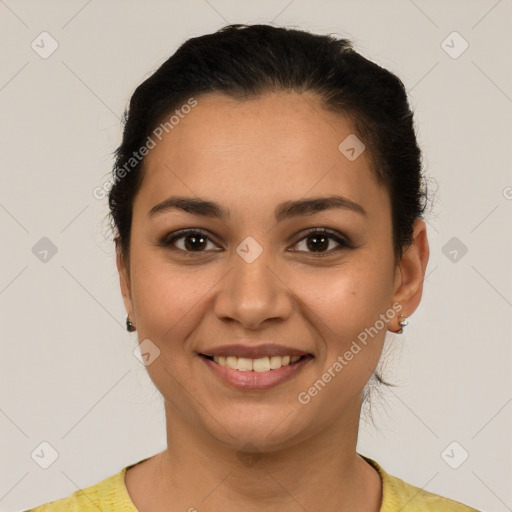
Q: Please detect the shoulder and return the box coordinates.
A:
[362,456,482,512]
[24,467,132,512]
[386,473,481,511]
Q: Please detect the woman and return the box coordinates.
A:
[28,24,481,511]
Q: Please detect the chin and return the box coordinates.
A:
[202,408,313,454]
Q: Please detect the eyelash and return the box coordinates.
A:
[160,228,353,257]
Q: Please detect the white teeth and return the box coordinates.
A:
[253,357,271,372]
[237,358,253,371]
[211,354,303,371]
[226,356,238,370]
[269,356,282,369]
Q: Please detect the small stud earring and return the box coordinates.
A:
[126,316,136,332]
[397,314,408,334]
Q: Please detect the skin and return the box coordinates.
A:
[116,91,429,511]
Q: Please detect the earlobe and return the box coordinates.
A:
[391,219,430,330]
[115,242,134,321]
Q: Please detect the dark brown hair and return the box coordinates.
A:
[109,23,427,264]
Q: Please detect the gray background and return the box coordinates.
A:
[1,0,511,510]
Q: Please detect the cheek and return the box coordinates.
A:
[317,253,394,326]
[310,252,394,373]
[129,258,209,394]
[129,249,219,346]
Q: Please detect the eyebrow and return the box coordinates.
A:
[147,194,367,221]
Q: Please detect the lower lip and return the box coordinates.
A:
[200,355,313,391]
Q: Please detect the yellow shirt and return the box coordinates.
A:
[25,456,481,511]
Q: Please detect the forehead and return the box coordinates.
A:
[135,91,389,222]
[147,91,356,169]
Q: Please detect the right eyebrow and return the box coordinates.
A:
[148,196,229,219]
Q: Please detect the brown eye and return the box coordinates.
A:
[292,229,351,255]
[162,229,218,253]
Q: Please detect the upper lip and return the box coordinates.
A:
[199,344,312,359]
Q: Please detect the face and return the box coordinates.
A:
[117,91,427,452]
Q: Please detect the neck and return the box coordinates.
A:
[143,397,382,512]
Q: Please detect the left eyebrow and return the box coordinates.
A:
[275,195,367,221]
[147,194,367,220]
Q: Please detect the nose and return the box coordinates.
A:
[213,247,293,330]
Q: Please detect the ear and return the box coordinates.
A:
[115,241,134,321]
[391,219,430,327]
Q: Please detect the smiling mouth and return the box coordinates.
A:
[200,354,312,372]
